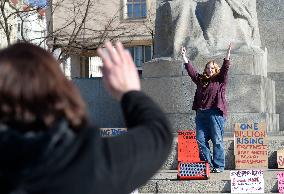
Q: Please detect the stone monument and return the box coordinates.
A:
[142,0,279,135]
[155,0,262,59]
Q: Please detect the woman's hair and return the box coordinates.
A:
[200,60,220,87]
[0,43,87,131]
[203,60,220,76]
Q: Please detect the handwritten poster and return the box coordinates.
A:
[278,172,284,193]
[278,150,284,168]
[234,122,268,169]
[178,130,199,162]
[230,170,264,193]
[100,128,127,137]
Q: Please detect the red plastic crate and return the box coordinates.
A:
[177,161,210,180]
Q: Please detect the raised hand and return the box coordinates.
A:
[181,47,186,56]
[97,41,141,101]
[226,42,232,60]
[181,47,188,63]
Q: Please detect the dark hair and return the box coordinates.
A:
[0,43,87,131]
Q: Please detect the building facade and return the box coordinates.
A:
[0,0,47,49]
[0,1,18,48]
[51,0,155,78]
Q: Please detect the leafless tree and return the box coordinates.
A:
[0,0,38,46]
[47,0,141,63]
[141,1,156,57]
[1,0,153,65]
[1,0,138,58]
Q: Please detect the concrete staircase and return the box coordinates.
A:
[139,169,282,193]
[138,136,284,193]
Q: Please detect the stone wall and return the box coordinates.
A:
[256,0,284,72]
[73,78,125,128]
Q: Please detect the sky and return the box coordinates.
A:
[24,0,47,8]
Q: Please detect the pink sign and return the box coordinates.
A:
[278,172,284,193]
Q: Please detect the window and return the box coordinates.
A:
[126,45,152,69]
[126,0,147,19]
[89,56,103,78]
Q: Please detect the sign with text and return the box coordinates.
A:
[234,122,268,169]
[278,172,284,193]
[100,128,127,137]
[230,170,264,193]
[277,150,284,168]
[178,129,200,162]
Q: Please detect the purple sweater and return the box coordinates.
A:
[184,59,230,117]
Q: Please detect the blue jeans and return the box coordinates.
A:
[195,108,225,171]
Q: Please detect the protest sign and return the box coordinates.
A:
[277,150,284,168]
[230,170,264,193]
[100,128,127,137]
[234,122,268,169]
[178,129,199,162]
[278,172,284,193]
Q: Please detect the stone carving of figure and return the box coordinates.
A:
[155,0,262,59]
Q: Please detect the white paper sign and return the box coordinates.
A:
[230,170,264,193]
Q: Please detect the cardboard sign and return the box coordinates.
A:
[178,129,200,162]
[230,170,264,193]
[234,122,268,169]
[278,172,284,193]
[100,128,127,137]
[277,150,284,168]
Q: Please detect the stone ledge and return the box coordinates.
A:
[139,170,282,193]
[143,52,267,78]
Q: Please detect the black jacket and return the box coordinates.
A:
[0,91,173,194]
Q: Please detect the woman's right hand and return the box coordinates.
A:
[97,41,141,101]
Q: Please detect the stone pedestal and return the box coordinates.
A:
[141,51,279,134]
[268,72,284,131]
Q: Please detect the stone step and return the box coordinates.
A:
[143,51,267,78]
[139,169,282,193]
[162,136,284,170]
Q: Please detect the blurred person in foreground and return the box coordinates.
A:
[0,41,173,194]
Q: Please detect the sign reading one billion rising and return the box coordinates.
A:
[234,122,268,169]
